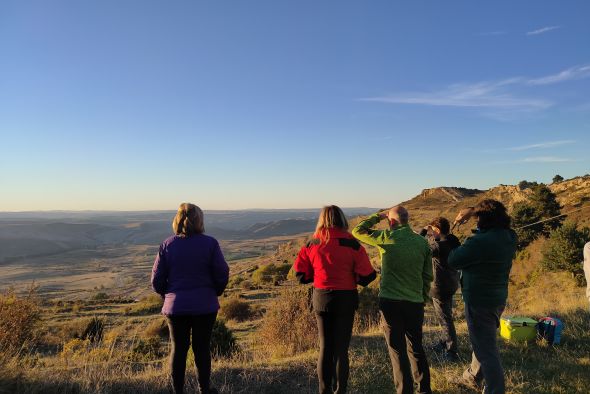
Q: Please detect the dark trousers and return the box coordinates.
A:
[463,304,505,394]
[379,298,431,394]
[166,313,217,394]
[315,310,355,394]
[432,296,458,354]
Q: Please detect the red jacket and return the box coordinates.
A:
[294,228,375,290]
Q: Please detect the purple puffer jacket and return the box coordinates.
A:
[151,234,229,316]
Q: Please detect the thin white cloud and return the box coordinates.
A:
[508,140,576,151]
[361,64,590,114]
[360,80,551,110]
[520,156,574,163]
[527,65,590,85]
[526,26,560,36]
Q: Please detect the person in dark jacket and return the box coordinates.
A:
[420,217,461,361]
[294,205,376,394]
[151,203,229,394]
[449,199,516,394]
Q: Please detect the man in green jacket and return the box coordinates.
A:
[353,206,433,394]
[449,199,517,394]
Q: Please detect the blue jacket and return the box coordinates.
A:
[151,234,229,315]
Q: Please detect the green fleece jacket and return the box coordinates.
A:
[448,228,517,307]
[352,213,433,303]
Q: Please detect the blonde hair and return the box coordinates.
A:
[314,205,349,243]
[172,203,204,237]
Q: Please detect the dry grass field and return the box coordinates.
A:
[1,232,589,394]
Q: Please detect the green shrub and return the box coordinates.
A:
[530,184,564,235]
[257,286,316,357]
[92,292,109,301]
[541,222,590,282]
[220,297,254,322]
[252,263,291,286]
[228,275,245,288]
[211,319,238,358]
[128,337,164,362]
[0,290,41,351]
[512,202,542,250]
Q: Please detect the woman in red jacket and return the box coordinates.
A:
[294,205,376,394]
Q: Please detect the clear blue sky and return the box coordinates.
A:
[1,1,589,211]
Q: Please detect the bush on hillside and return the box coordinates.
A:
[251,263,291,286]
[541,222,590,283]
[354,286,380,333]
[240,280,254,290]
[512,202,543,250]
[228,274,245,289]
[61,316,105,343]
[125,294,163,315]
[211,319,238,358]
[220,297,255,322]
[92,292,109,301]
[143,318,169,339]
[553,174,564,183]
[0,290,41,351]
[511,185,564,249]
[518,180,538,190]
[257,286,316,357]
[128,337,165,362]
[530,184,563,235]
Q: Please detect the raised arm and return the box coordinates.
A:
[151,243,169,296]
[211,240,230,296]
[352,213,386,247]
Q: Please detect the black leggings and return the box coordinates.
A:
[315,311,355,394]
[166,313,217,394]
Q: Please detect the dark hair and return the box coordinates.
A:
[474,199,511,230]
[429,217,450,235]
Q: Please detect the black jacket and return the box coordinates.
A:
[421,230,461,299]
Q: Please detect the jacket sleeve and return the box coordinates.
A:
[422,245,433,302]
[293,246,314,284]
[352,213,385,246]
[353,244,377,287]
[211,240,230,296]
[448,235,482,270]
[151,243,169,296]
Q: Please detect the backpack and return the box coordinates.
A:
[537,317,563,345]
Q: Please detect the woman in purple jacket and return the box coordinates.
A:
[151,203,229,394]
